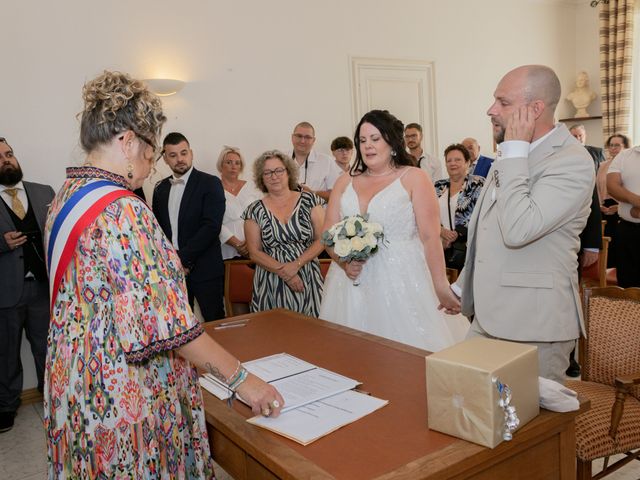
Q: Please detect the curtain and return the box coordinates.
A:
[599,0,635,142]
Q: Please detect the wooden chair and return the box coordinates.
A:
[223,259,255,317]
[581,236,611,288]
[319,258,332,279]
[446,268,459,283]
[565,287,640,479]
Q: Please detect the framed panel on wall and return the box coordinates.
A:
[350,57,438,156]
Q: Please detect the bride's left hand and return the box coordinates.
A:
[436,285,461,315]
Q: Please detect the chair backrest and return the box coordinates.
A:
[446,268,459,283]
[581,236,610,288]
[319,258,332,279]
[581,287,640,399]
[224,259,255,317]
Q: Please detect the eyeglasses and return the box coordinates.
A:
[293,134,315,142]
[608,143,624,148]
[333,148,352,154]
[262,167,287,178]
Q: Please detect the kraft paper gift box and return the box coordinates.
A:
[426,337,539,448]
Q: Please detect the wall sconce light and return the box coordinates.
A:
[144,78,186,96]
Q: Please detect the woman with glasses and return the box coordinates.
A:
[243,150,325,316]
[217,146,261,259]
[44,71,283,479]
[597,133,631,268]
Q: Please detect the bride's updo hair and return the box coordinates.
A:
[79,71,166,154]
[351,109,415,175]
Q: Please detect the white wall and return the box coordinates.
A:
[2,0,600,389]
[2,0,592,191]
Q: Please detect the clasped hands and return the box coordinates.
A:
[440,228,458,249]
[277,261,304,292]
[3,231,28,251]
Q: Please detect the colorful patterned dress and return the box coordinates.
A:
[44,167,215,479]
[242,191,324,317]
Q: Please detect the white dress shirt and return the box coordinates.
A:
[294,150,342,192]
[417,151,443,182]
[168,167,193,249]
[219,180,262,259]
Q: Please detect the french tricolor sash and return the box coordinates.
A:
[46,180,135,308]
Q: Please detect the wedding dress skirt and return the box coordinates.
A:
[319,177,469,352]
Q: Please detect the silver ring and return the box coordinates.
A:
[271,400,280,409]
[261,407,272,417]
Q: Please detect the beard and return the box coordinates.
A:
[493,125,505,144]
[0,163,23,186]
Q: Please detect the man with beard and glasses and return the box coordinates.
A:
[152,132,226,320]
[449,65,595,384]
[0,138,55,432]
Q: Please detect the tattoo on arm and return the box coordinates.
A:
[205,362,227,383]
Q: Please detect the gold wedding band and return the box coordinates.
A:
[261,407,272,417]
[271,400,280,409]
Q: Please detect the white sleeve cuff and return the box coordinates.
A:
[450,282,462,298]
[498,140,530,160]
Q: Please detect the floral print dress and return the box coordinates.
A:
[44,167,214,479]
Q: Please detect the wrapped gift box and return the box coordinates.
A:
[426,337,539,448]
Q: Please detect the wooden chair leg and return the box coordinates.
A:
[577,458,592,480]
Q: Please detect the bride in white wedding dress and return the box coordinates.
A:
[319,110,469,352]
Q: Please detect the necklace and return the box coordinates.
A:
[223,179,243,195]
[366,167,395,177]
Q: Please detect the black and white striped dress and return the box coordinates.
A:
[242,191,324,317]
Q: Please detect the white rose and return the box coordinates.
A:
[350,236,366,252]
[363,232,377,249]
[344,219,357,237]
[334,238,352,258]
[367,222,383,234]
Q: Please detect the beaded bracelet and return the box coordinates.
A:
[226,361,241,384]
[228,367,249,392]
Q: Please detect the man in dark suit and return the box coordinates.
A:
[569,124,605,169]
[461,137,494,178]
[152,132,226,321]
[0,138,55,432]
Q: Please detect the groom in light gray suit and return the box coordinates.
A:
[0,138,55,432]
[454,65,595,383]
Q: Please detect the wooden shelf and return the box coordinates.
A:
[559,115,603,122]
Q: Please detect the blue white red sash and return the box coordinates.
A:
[46,180,135,308]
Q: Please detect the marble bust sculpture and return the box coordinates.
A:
[566,71,597,118]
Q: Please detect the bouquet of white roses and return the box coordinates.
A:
[321,214,384,285]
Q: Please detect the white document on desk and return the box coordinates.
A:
[247,390,388,445]
[270,367,360,413]
[199,353,360,410]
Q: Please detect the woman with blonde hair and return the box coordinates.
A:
[217,145,261,259]
[44,71,282,478]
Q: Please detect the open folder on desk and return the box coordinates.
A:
[199,353,388,445]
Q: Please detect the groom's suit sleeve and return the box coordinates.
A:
[494,145,594,248]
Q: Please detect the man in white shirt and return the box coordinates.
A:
[404,123,442,181]
[291,122,341,201]
[606,145,640,287]
[452,65,594,383]
[152,132,226,320]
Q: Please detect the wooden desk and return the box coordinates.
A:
[203,309,583,479]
